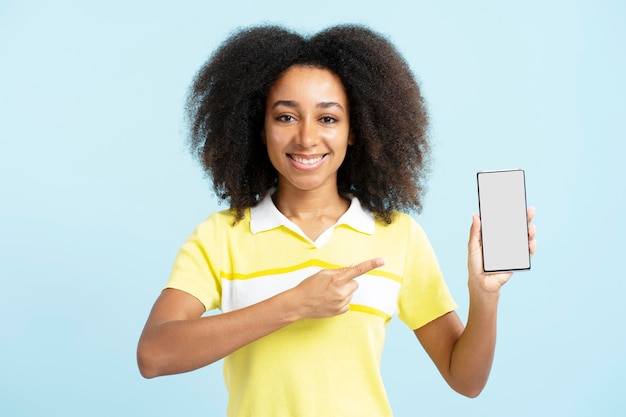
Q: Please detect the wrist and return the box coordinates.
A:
[274,287,305,324]
[468,281,501,306]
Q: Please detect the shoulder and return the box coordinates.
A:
[192,208,251,238]
[373,211,432,245]
[375,211,422,231]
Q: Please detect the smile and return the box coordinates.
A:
[288,154,326,165]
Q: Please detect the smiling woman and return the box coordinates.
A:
[184,25,431,224]
[137,24,536,417]
[263,65,354,232]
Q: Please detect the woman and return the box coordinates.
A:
[137,24,536,416]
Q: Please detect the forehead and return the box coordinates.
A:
[268,65,348,103]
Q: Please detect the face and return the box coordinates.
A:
[263,65,352,195]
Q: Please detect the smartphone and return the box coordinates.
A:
[477,169,530,273]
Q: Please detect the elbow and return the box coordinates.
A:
[136,340,162,379]
[137,359,158,379]
[451,381,486,399]
[459,386,484,399]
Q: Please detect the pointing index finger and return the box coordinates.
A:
[341,257,385,281]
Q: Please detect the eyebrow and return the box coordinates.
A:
[271,100,345,112]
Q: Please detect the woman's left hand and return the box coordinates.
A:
[467,207,536,297]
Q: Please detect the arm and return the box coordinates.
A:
[414,208,536,397]
[137,258,384,378]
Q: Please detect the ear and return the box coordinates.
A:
[348,130,355,146]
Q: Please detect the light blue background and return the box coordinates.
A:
[1,1,624,415]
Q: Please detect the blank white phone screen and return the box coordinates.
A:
[477,169,530,272]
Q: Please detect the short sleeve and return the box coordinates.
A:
[397,218,457,330]
[164,214,223,312]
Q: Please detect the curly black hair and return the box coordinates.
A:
[186,24,430,224]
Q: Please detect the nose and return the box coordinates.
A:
[295,118,319,148]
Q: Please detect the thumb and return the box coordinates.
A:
[468,213,482,250]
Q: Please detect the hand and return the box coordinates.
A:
[291,257,385,319]
[467,207,537,297]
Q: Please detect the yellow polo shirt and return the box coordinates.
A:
[166,194,457,416]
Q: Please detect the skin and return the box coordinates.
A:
[137,65,537,399]
[416,208,536,397]
[262,65,354,240]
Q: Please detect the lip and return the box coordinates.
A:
[287,153,327,170]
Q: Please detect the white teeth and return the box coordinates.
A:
[291,155,324,165]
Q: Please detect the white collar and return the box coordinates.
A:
[250,191,375,241]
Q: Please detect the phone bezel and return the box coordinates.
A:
[476,168,531,273]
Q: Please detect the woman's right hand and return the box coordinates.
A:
[290,257,385,319]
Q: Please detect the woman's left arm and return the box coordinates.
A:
[414,208,536,397]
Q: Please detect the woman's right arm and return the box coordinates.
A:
[136,257,384,378]
[137,287,300,378]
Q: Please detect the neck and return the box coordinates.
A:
[272,184,349,222]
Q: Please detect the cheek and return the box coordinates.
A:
[263,134,285,166]
[328,129,352,150]
[264,125,293,149]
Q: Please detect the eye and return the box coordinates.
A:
[320,116,337,124]
[276,114,296,122]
